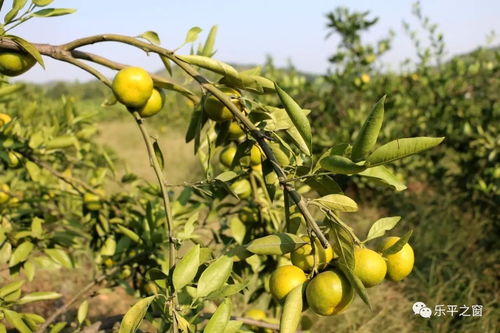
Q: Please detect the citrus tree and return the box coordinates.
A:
[0,2,445,332]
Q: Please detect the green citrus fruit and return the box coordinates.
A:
[380,237,414,281]
[138,88,165,117]
[353,247,387,287]
[203,86,240,121]
[230,179,251,199]
[112,67,153,108]
[0,113,12,127]
[0,51,36,76]
[228,121,244,140]
[7,151,21,168]
[0,184,10,204]
[305,270,354,316]
[269,265,307,301]
[291,236,334,272]
[220,146,237,168]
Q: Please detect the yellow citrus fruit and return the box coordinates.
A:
[7,151,21,168]
[0,51,36,76]
[353,247,387,287]
[138,88,165,117]
[103,258,114,268]
[250,145,263,166]
[230,179,251,199]
[112,67,153,108]
[0,184,10,204]
[143,281,158,295]
[291,236,334,272]
[228,121,244,140]
[119,265,132,279]
[220,146,237,168]
[245,309,271,333]
[269,265,307,301]
[203,86,241,122]
[83,191,103,211]
[380,237,415,281]
[305,270,354,316]
[0,113,12,127]
[360,73,371,84]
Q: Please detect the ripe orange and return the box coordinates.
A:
[269,265,307,301]
[380,237,415,281]
[112,67,153,108]
[230,179,251,199]
[305,270,353,316]
[353,247,386,287]
[219,146,237,168]
[138,88,165,117]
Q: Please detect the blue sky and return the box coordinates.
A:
[7,0,500,82]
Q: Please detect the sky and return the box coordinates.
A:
[6,0,500,83]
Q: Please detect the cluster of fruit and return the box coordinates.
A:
[268,236,414,316]
[112,67,165,118]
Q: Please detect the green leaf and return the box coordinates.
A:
[25,160,41,181]
[0,323,6,333]
[337,263,371,309]
[0,279,25,298]
[382,230,413,256]
[31,8,76,17]
[173,244,200,291]
[28,131,44,148]
[364,217,401,243]
[185,109,203,143]
[8,35,44,67]
[178,55,239,78]
[31,217,43,239]
[49,322,66,333]
[320,155,366,174]
[201,25,218,57]
[313,194,358,212]
[46,135,77,149]
[366,137,445,167]
[204,298,232,333]
[215,171,238,182]
[229,217,246,244]
[160,55,172,76]
[119,296,155,333]
[4,0,28,24]
[329,221,355,270]
[358,166,407,191]
[222,320,242,333]
[0,242,12,265]
[3,309,31,333]
[185,26,202,43]
[138,30,160,45]
[0,83,24,97]
[33,0,54,7]
[18,291,62,304]
[280,284,304,333]
[153,140,165,170]
[197,255,233,298]
[117,225,141,243]
[305,175,343,196]
[44,248,72,268]
[77,300,89,324]
[351,95,386,162]
[23,260,36,281]
[9,241,34,267]
[275,83,312,155]
[245,233,306,255]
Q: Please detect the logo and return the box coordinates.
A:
[413,302,432,318]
